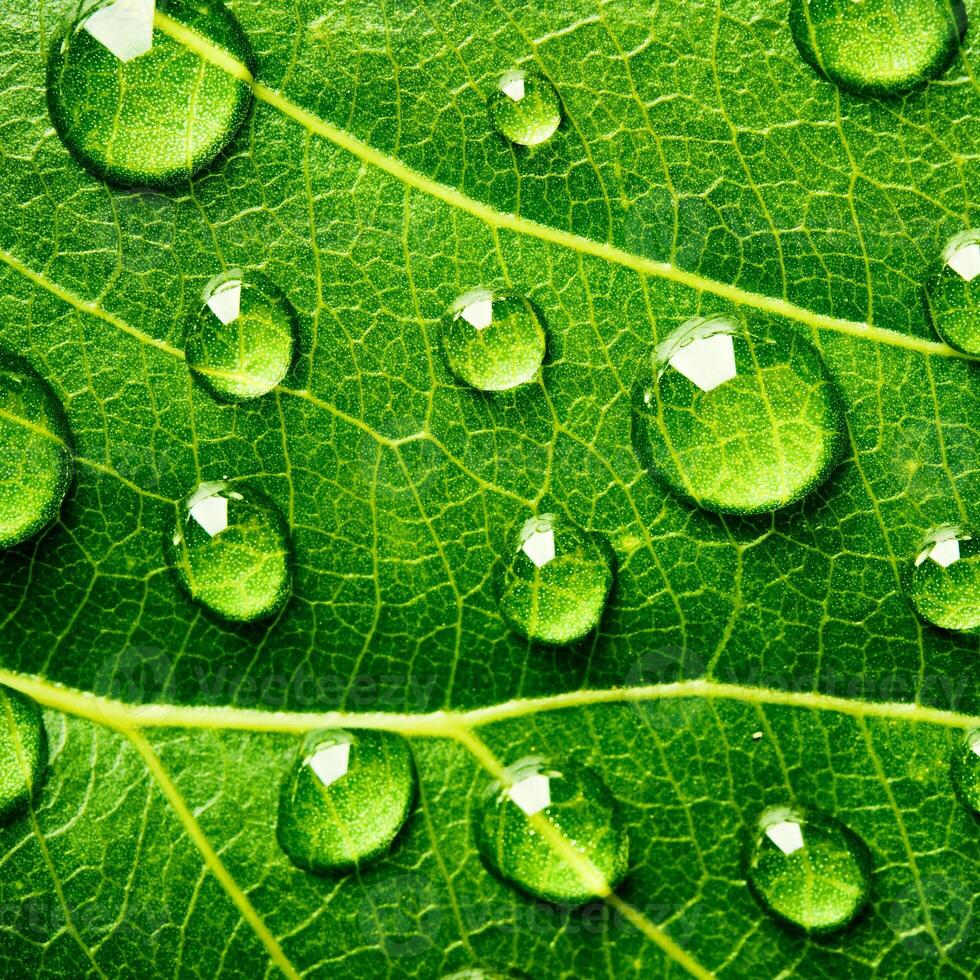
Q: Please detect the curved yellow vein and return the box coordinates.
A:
[153,11,975,363]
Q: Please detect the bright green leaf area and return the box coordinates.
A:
[0,0,979,976]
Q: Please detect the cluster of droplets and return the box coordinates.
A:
[0,0,977,955]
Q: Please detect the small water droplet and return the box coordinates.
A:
[908,525,980,632]
[277,729,416,873]
[498,513,615,646]
[789,0,966,96]
[0,353,74,549]
[926,230,980,355]
[950,729,980,814]
[488,70,561,147]
[747,805,872,934]
[631,314,845,515]
[477,757,628,905]
[47,0,255,188]
[166,480,291,622]
[442,289,546,392]
[185,269,297,402]
[0,687,47,821]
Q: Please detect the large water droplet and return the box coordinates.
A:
[747,805,872,934]
[0,353,74,549]
[789,0,966,96]
[631,314,845,515]
[926,230,980,355]
[166,480,291,622]
[47,0,255,188]
[477,757,628,905]
[186,269,297,402]
[277,729,416,874]
[498,513,615,646]
[0,686,47,821]
[950,729,980,814]
[488,70,561,147]
[442,290,546,392]
[908,525,980,632]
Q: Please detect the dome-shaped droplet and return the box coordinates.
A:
[950,729,980,814]
[47,0,255,188]
[477,757,628,905]
[788,0,966,96]
[165,480,291,622]
[442,290,546,392]
[277,729,416,874]
[631,314,845,515]
[908,525,980,632]
[747,806,872,934]
[186,269,297,402]
[498,513,614,646]
[0,686,47,821]
[488,70,561,147]
[0,353,74,548]
[925,230,980,355]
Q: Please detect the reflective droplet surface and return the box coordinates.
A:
[0,686,47,821]
[47,0,255,188]
[908,525,980,632]
[950,729,980,814]
[747,806,872,934]
[477,757,629,905]
[488,70,561,147]
[0,353,74,548]
[498,514,614,646]
[926,230,980,355]
[631,314,845,515]
[186,269,297,402]
[442,290,546,392]
[166,480,291,622]
[789,0,966,96]
[277,729,416,874]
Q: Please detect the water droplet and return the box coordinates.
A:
[488,70,561,147]
[477,757,629,905]
[926,230,980,355]
[908,525,980,632]
[747,805,872,934]
[442,290,546,392]
[498,513,615,646]
[631,314,845,515]
[789,0,966,96]
[166,480,291,622]
[185,269,297,402]
[47,0,255,188]
[277,729,416,874]
[0,687,47,821]
[950,729,980,814]
[0,353,74,549]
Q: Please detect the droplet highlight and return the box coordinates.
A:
[166,480,291,622]
[908,525,980,632]
[926,230,980,355]
[477,757,628,905]
[789,0,966,96]
[489,70,561,147]
[0,353,74,549]
[950,729,980,814]
[277,729,416,874]
[442,290,546,392]
[747,806,872,934]
[498,513,615,646]
[0,686,47,821]
[47,0,255,188]
[186,269,297,402]
[631,314,845,515]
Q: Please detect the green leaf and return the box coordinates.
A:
[1,0,979,976]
